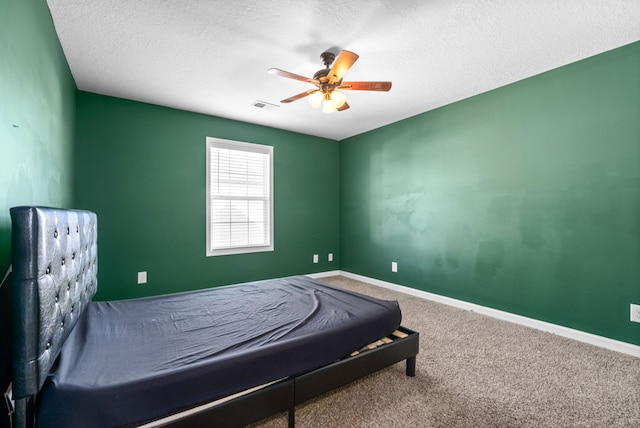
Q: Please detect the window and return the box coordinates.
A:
[206,137,273,256]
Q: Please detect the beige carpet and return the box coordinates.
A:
[248,275,640,428]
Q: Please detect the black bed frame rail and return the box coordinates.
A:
[156,326,419,428]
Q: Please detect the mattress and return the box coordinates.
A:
[35,276,401,427]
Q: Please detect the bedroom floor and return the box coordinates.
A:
[249,275,640,428]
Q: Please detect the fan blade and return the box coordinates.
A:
[328,50,359,85]
[280,89,318,103]
[339,81,392,91]
[337,101,350,112]
[268,68,316,84]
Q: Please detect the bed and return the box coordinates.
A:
[9,206,418,427]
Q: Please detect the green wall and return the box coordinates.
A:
[0,0,77,276]
[0,1,76,424]
[75,92,339,300]
[340,41,640,345]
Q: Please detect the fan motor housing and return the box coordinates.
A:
[313,68,330,81]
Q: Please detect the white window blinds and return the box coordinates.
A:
[206,137,273,256]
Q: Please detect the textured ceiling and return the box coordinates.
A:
[46,0,640,141]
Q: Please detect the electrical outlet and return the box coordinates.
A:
[328,253,333,262]
[313,254,319,264]
[631,304,640,323]
[391,262,398,273]
[137,271,147,284]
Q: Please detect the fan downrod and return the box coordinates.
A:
[312,51,337,82]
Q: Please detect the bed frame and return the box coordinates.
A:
[144,326,417,428]
[9,206,418,428]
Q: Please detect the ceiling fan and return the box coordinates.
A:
[268,50,392,113]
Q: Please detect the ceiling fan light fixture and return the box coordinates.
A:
[308,91,323,108]
[322,97,336,113]
[331,90,347,109]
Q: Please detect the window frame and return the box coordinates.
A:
[206,137,274,257]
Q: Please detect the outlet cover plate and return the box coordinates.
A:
[137,271,147,284]
[631,304,640,323]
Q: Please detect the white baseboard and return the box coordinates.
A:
[307,270,341,279]
[0,265,11,289]
[334,270,640,358]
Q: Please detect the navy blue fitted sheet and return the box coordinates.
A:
[36,276,401,427]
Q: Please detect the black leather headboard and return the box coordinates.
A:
[10,207,97,398]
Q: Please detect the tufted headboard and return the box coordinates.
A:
[10,207,98,399]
